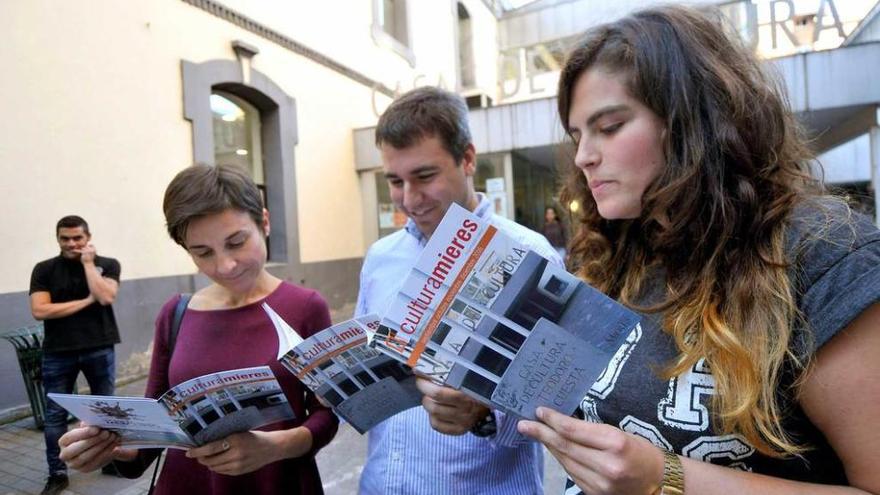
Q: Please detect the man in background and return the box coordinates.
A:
[30,215,121,495]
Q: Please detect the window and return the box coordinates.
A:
[210,91,265,191]
[372,0,415,66]
[380,0,408,46]
[182,59,299,265]
[210,91,270,256]
[457,2,476,89]
[375,173,407,238]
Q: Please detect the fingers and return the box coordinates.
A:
[187,433,270,475]
[414,376,443,397]
[415,377,472,405]
[420,392,488,436]
[518,418,602,492]
[423,405,470,435]
[535,407,617,450]
[58,425,102,448]
[59,429,119,472]
[186,438,231,460]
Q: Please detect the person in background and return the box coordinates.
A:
[518,6,880,494]
[356,86,562,495]
[541,206,567,261]
[58,164,338,495]
[30,215,121,495]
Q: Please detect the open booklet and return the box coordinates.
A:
[370,203,642,420]
[48,366,294,449]
[265,307,422,434]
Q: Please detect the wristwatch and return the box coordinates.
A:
[653,449,684,495]
[469,410,497,438]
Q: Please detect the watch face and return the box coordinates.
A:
[470,412,497,437]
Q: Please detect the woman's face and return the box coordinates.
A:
[183,208,269,294]
[545,208,557,222]
[566,68,666,220]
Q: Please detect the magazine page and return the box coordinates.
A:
[159,366,295,445]
[46,394,195,449]
[274,314,421,434]
[372,203,641,420]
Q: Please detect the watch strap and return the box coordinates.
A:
[655,449,684,495]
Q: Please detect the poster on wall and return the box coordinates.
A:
[485,177,508,218]
[378,204,396,229]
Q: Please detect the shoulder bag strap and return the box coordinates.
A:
[168,293,192,358]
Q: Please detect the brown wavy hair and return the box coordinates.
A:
[558,5,824,456]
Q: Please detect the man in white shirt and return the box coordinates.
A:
[356,86,562,495]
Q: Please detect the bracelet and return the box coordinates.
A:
[653,449,684,495]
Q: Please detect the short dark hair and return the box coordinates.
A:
[375,86,472,163]
[163,164,264,246]
[56,215,89,236]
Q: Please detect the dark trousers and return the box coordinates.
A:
[43,346,115,475]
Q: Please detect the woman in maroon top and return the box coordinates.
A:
[58,164,338,494]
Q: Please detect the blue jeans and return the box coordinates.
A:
[43,346,115,475]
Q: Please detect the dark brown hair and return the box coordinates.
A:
[56,215,89,236]
[163,164,264,246]
[558,5,823,456]
[375,86,472,163]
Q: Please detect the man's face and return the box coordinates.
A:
[57,226,90,259]
[382,135,476,239]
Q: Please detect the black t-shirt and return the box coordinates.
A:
[29,254,122,352]
[565,201,880,493]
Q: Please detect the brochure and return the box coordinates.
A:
[48,366,294,449]
[267,307,421,434]
[370,203,641,420]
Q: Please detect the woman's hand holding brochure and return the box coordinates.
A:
[185,426,314,476]
[59,424,138,472]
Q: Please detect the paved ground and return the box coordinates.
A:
[0,374,567,494]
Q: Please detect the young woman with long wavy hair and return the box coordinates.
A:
[518,6,880,494]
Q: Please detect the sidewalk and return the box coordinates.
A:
[0,376,153,495]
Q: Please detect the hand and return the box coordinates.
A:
[415,377,489,435]
[59,424,137,472]
[186,429,303,476]
[518,407,665,495]
[78,244,97,264]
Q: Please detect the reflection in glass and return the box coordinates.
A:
[210,91,264,187]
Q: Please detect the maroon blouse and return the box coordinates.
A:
[131,282,338,495]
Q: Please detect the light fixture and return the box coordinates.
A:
[235,149,249,156]
[569,200,580,213]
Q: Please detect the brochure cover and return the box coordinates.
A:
[48,366,294,449]
[269,310,421,434]
[370,203,641,420]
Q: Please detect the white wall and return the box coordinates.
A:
[1,0,404,293]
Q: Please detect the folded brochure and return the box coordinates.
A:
[48,366,294,449]
[370,203,641,420]
[266,307,421,434]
